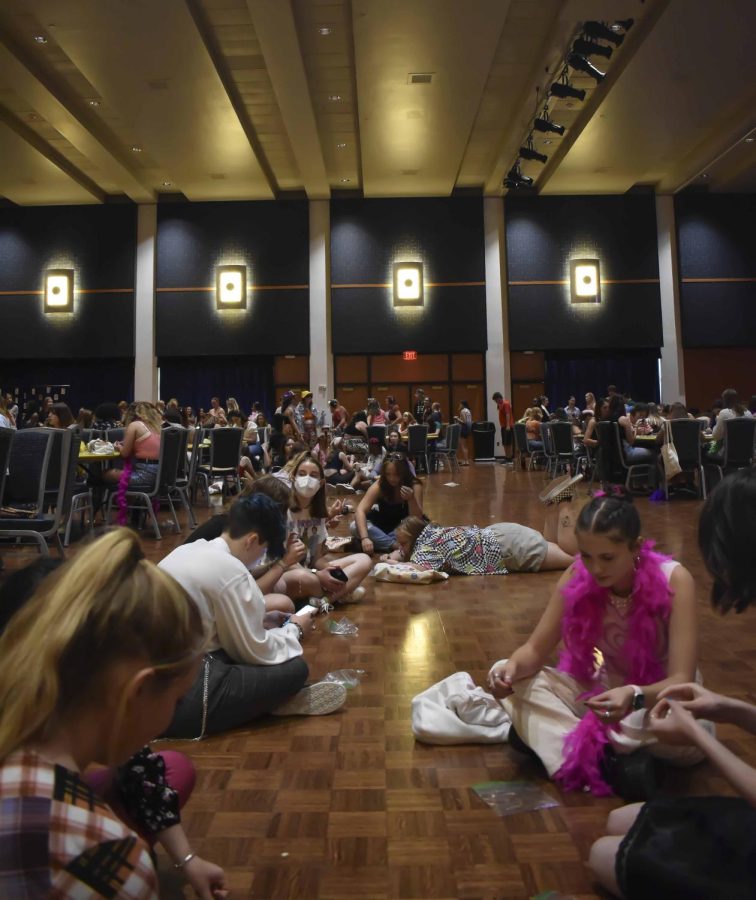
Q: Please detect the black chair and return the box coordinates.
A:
[195,427,244,503]
[0,427,15,507]
[430,423,461,474]
[665,420,706,500]
[513,422,532,469]
[105,427,125,444]
[0,428,74,557]
[706,417,756,487]
[80,428,102,445]
[613,422,654,493]
[594,421,625,488]
[407,424,430,475]
[367,425,387,446]
[550,422,576,476]
[106,427,184,539]
[171,426,197,528]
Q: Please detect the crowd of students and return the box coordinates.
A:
[1,381,756,897]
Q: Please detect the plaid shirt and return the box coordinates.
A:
[410,524,509,575]
[0,749,158,899]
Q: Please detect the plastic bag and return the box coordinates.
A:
[471,780,559,817]
[327,617,359,635]
[321,669,366,689]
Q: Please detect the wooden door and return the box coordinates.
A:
[371,383,411,416]
[512,382,545,420]
[336,385,369,418]
[452,383,485,423]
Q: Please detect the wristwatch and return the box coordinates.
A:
[630,684,645,710]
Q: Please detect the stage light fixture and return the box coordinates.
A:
[504,164,533,189]
[519,137,548,164]
[583,21,625,46]
[533,113,565,136]
[550,70,586,102]
[568,52,605,83]
[573,37,613,59]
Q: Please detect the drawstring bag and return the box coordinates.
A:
[660,420,681,479]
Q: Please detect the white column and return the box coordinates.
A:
[484,196,511,455]
[655,194,685,404]
[134,204,158,401]
[309,199,333,406]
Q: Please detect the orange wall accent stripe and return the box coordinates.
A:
[681,277,756,283]
[156,284,308,292]
[508,278,660,286]
[331,281,486,289]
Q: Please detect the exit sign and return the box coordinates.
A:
[403,350,417,361]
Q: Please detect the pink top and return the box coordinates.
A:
[596,559,678,686]
[370,410,387,425]
[133,428,161,460]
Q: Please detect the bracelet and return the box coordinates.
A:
[173,852,196,869]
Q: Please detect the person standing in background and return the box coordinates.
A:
[492,392,514,465]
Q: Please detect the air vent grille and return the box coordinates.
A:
[408,73,433,84]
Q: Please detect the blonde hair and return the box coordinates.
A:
[0,529,206,763]
[227,397,240,413]
[124,401,163,433]
[395,515,429,557]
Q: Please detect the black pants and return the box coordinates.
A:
[164,650,309,738]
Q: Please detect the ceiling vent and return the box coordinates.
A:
[407,73,433,84]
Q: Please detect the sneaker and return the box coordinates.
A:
[271,681,347,716]
[306,597,334,615]
[540,473,583,505]
[336,483,356,494]
[336,585,366,604]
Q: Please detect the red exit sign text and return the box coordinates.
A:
[402,351,417,361]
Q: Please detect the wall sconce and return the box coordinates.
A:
[393,262,423,306]
[216,265,247,309]
[45,269,74,312]
[570,258,601,303]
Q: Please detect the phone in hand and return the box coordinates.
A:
[328,567,349,583]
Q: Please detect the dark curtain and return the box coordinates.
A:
[0,358,134,417]
[158,356,275,417]
[545,349,660,408]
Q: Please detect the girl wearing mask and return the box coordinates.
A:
[285,453,372,604]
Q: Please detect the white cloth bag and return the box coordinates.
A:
[411,671,511,745]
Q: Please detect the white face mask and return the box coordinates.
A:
[294,474,321,498]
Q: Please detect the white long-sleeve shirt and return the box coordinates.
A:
[158,537,302,665]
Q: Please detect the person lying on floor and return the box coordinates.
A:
[588,466,756,900]
[159,493,346,739]
[487,493,700,801]
[380,474,583,575]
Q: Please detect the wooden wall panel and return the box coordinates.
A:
[335,384,369,415]
[512,382,545,419]
[335,355,369,383]
[683,347,756,412]
[275,355,309,386]
[511,352,545,382]
[370,353,448,383]
[370,383,411,415]
[451,383,485,422]
[451,353,485,381]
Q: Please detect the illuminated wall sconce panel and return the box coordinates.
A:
[45,269,74,312]
[216,265,247,309]
[393,262,423,306]
[570,258,601,303]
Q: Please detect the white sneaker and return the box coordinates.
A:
[336,585,365,604]
[271,681,346,716]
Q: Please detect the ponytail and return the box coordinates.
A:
[0,529,206,762]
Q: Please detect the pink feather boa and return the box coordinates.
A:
[116,458,134,526]
[554,541,673,795]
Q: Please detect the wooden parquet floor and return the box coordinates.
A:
[3,464,756,899]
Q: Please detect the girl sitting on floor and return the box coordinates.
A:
[588,467,756,900]
[487,493,700,800]
[351,454,425,554]
[0,530,222,898]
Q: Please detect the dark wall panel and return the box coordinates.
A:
[330,197,486,353]
[675,194,756,348]
[0,204,136,359]
[505,195,662,350]
[156,200,309,356]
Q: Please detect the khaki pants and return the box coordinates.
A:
[500,664,707,777]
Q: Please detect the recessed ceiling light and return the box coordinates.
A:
[543,139,553,145]
[745,136,755,143]
[701,173,709,179]
[340,177,350,183]
[33,34,48,44]
[328,94,342,102]
[336,142,347,149]
[87,99,100,107]
[162,181,172,187]
[130,146,143,153]
[317,26,333,35]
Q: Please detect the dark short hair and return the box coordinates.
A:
[576,495,640,545]
[492,392,503,401]
[699,468,756,614]
[226,494,286,557]
[163,407,182,425]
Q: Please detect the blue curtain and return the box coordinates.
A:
[0,358,134,416]
[545,349,660,408]
[158,356,275,418]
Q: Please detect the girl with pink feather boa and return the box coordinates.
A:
[487,494,701,799]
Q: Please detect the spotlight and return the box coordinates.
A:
[504,164,533,189]
[568,52,605,83]
[583,21,625,46]
[573,37,613,59]
[519,140,548,164]
[550,72,586,102]
[533,113,565,136]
